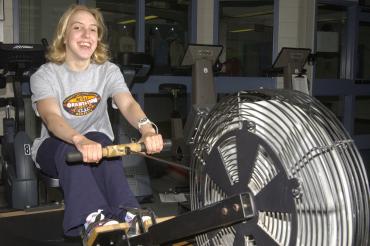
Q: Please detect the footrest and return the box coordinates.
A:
[84,217,174,246]
[84,223,129,246]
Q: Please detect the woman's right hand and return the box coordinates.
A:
[71,134,102,163]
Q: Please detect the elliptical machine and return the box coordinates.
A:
[112,52,154,203]
[0,43,45,209]
[169,44,223,166]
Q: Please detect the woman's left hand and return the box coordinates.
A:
[140,132,163,154]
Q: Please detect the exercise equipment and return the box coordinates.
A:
[0,43,45,209]
[112,52,155,202]
[67,138,188,172]
[75,88,370,245]
[159,83,187,161]
[67,140,253,246]
[190,89,369,245]
[86,193,252,246]
[66,139,172,163]
[88,44,368,245]
[272,47,311,94]
[164,44,223,165]
[83,215,175,246]
[0,47,156,207]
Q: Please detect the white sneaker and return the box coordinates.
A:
[82,210,119,241]
[125,211,153,237]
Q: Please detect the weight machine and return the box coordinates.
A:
[0,43,45,209]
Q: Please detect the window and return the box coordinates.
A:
[355,96,370,134]
[18,0,138,57]
[357,22,370,80]
[19,0,76,44]
[315,4,347,79]
[145,0,189,75]
[360,0,370,7]
[315,96,343,121]
[96,0,136,61]
[218,0,274,76]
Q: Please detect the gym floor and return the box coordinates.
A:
[0,157,190,246]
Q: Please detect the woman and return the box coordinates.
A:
[30,4,163,237]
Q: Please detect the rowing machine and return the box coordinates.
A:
[67,88,370,246]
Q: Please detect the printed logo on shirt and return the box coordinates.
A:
[63,92,101,116]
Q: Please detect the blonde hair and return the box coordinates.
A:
[46,4,109,64]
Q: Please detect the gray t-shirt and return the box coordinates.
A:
[30,61,129,162]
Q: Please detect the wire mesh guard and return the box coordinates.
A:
[190,89,369,246]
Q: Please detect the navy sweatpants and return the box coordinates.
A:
[36,132,139,237]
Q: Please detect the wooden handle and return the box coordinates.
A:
[102,142,145,158]
[65,139,172,162]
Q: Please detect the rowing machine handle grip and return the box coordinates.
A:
[66,152,83,163]
[65,139,172,163]
[138,139,172,153]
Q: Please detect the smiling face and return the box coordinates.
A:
[64,10,98,65]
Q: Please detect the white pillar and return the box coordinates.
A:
[276,0,316,91]
[196,0,214,44]
[277,0,316,51]
[1,0,14,43]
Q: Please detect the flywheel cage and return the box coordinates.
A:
[190,89,370,246]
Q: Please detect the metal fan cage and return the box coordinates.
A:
[190,89,369,246]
